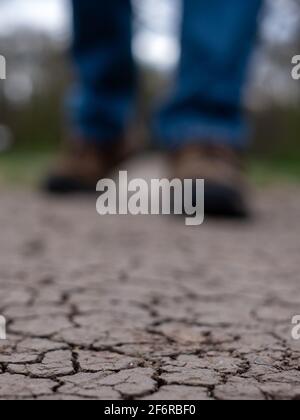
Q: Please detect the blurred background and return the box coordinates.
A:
[0,0,300,186]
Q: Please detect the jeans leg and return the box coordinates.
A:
[157,0,262,150]
[69,0,135,143]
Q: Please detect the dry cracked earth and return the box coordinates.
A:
[0,169,300,400]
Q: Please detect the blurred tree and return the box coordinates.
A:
[0,29,69,152]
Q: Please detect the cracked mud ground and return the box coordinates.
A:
[0,167,300,399]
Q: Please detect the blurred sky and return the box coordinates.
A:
[0,0,299,70]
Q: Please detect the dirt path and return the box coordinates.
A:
[0,177,300,399]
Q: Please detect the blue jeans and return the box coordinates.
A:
[70,0,262,150]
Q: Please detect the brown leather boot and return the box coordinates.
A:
[170,144,250,218]
[43,139,125,194]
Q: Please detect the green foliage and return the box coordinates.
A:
[0,150,300,188]
[0,151,54,186]
[252,106,300,160]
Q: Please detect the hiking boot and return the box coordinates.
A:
[170,144,250,218]
[43,139,124,194]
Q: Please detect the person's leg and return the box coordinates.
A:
[161,0,262,217]
[157,0,262,150]
[70,0,135,144]
[44,0,135,194]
